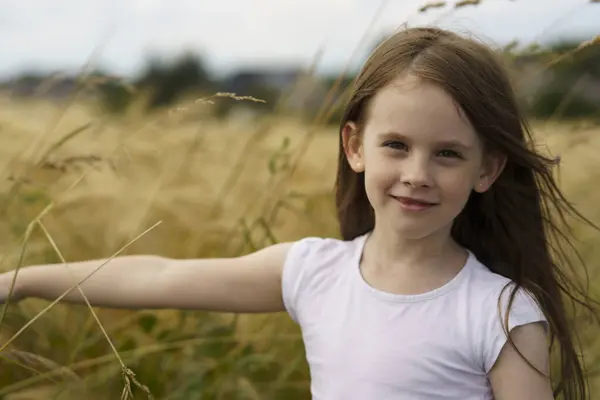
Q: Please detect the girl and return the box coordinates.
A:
[1,27,598,399]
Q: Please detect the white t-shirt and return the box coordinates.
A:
[281,232,547,400]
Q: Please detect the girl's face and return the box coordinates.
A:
[342,74,504,240]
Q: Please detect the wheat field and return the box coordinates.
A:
[0,18,600,397]
[0,93,599,398]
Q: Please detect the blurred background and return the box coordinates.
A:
[0,0,599,398]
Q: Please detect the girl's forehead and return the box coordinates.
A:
[365,76,476,140]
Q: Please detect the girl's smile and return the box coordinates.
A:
[391,195,439,212]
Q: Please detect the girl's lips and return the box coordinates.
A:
[392,196,439,211]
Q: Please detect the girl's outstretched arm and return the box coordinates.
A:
[0,242,293,313]
[488,322,554,400]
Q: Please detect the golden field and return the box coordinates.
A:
[0,93,599,399]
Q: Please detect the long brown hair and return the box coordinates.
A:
[334,26,600,399]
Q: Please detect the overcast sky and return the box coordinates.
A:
[0,0,598,80]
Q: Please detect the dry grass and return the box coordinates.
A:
[0,97,340,399]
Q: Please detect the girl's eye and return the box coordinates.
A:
[383,141,407,150]
[437,149,462,158]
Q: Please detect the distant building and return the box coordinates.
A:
[222,66,330,113]
[224,67,302,95]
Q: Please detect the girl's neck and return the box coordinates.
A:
[364,222,467,275]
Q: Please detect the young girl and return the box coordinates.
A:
[1,27,598,399]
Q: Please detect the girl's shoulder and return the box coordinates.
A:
[285,234,364,261]
[282,234,365,280]
[281,234,366,323]
[467,254,540,304]
[465,253,544,315]
[464,252,548,373]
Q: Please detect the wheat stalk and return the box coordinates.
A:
[455,0,480,8]
[577,35,600,50]
[0,352,62,383]
[195,92,267,105]
[5,349,80,381]
[418,1,446,13]
[419,0,482,12]
[37,122,94,165]
[539,35,600,76]
[214,92,267,103]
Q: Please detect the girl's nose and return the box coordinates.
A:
[400,154,432,188]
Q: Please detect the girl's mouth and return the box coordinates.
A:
[392,196,438,211]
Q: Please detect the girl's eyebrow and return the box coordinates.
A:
[377,131,472,150]
[434,140,473,150]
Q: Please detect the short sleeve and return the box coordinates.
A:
[281,237,323,324]
[479,283,548,373]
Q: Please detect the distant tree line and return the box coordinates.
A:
[5,38,600,122]
[95,52,217,114]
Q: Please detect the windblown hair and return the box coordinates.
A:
[334,26,599,399]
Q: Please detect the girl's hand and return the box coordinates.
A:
[0,271,23,305]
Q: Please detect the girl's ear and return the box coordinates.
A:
[475,152,507,193]
[341,121,365,173]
